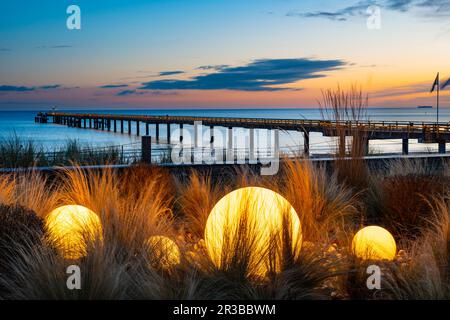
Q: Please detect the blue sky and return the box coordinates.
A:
[1,0,449,109]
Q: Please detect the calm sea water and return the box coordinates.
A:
[0,108,449,155]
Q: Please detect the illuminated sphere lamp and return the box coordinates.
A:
[46,205,103,260]
[351,226,397,261]
[204,187,302,277]
[145,235,181,269]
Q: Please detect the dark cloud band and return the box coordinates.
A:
[140,58,346,92]
[291,0,449,21]
[0,85,61,92]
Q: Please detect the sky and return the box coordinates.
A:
[0,0,450,110]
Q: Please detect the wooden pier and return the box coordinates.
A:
[35,112,48,123]
[37,111,450,155]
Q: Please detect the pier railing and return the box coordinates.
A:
[46,112,450,134]
[36,111,450,156]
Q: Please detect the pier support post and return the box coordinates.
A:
[179,124,184,143]
[101,119,105,130]
[89,118,92,128]
[249,128,256,163]
[274,128,280,159]
[141,136,152,164]
[364,138,369,156]
[83,118,86,128]
[167,124,171,144]
[114,120,117,132]
[194,122,200,148]
[339,133,346,156]
[439,140,446,154]
[128,120,131,135]
[267,129,272,156]
[136,121,140,136]
[120,120,124,133]
[402,138,409,155]
[156,123,160,142]
[227,127,233,163]
[303,129,310,157]
[145,122,149,136]
[210,126,214,147]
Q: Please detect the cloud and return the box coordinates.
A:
[36,45,72,49]
[386,0,415,11]
[197,65,229,71]
[147,90,179,96]
[140,58,346,92]
[371,83,428,98]
[116,89,179,96]
[370,78,450,99]
[416,0,450,17]
[0,84,62,92]
[0,85,35,92]
[116,90,141,96]
[291,0,450,21]
[99,84,129,89]
[39,84,61,90]
[287,1,372,21]
[158,71,185,76]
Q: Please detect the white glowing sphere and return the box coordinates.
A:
[146,235,181,269]
[205,187,302,277]
[46,205,102,260]
[352,226,397,261]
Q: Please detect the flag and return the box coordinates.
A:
[442,77,450,90]
[430,72,439,93]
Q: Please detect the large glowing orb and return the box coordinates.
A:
[46,205,103,260]
[146,235,181,269]
[204,187,302,277]
[352,226,397,261]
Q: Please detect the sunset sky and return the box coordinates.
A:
[1,0,450,110]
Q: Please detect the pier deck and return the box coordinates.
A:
[37,111,450,155]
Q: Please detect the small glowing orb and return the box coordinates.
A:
[352,226,397,261]
[46,205,103,260]
[145,236,181,269]
[205,187,302,277]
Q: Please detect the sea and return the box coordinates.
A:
[0,108,449,156]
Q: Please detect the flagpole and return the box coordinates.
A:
[437,72,440,123]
